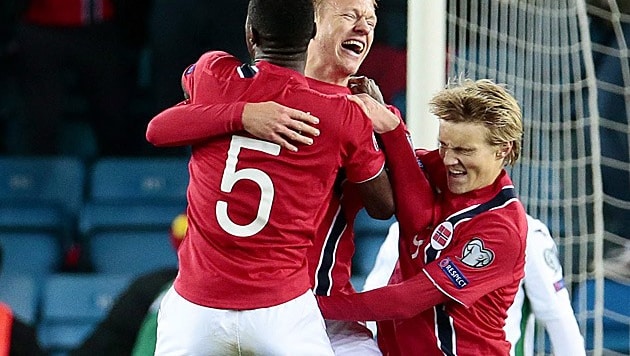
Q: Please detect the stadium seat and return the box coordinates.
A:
[88,231,178,275]
[0,274,38,324]
[572,278,630,354]
[0,232,62,277]
[86,157,189,205]
[79,157,188,275]
[38,273,133,354]
[0,156,85,245]
[79,157,188,236]
[78,203,185,237]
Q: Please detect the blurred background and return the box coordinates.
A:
[0,0,628,355]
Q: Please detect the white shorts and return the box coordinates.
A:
[155,286,334,356]
[326,320,382,355]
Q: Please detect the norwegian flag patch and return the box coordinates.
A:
[430,222,453,250]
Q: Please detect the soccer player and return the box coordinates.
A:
[505,215,585,356]
[146,0,393,354]
[364,215,587,356]
[148,1,398,353]
[316,78,528,355]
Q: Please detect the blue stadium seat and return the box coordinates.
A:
[88,231,178,275]
[79,157,188,275]
[0,274,38,324]
[86,157,189,205]
[38,273,132,354]
[0,232,62,277]
[0,156,85,245]
[78,203,185,237]
[572,278,630,354]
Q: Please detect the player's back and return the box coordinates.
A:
[174,51,385,310]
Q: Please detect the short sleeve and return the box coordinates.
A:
[423,212,525,307]
[339,99,386,183]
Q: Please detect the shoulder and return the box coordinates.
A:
[194,51,242,78]
[459,206,527,251]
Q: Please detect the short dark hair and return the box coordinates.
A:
[247,0,315,50]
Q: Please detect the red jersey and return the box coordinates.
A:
[23,0,114,27]
[167,52,385,310]
[378,132,527,356]
[307,78,403,297]
[315,125,527,356]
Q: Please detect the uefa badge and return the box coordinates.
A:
[430,222,453,250]
[461,238,495,268]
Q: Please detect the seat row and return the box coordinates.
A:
[0,155,189,278]
[0,272,134,355]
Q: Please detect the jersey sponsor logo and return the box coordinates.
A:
[430,222,453,250]
[544,247,561,272]
[460,238,494,268]
[439,257,469,289]
[553,278,565,292]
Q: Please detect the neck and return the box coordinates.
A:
[254,47,308,74]
[305,64,348,86]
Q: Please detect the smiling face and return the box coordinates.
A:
[437,120,509,195]
[305,0,377,85]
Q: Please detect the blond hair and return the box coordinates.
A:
[429,77,523,166]
[313,0,378,18]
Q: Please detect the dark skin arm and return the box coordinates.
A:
[347,76,396,219]
[357,170,394,220]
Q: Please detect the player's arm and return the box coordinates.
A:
[146,101,320,151]
[349,93,435,232]
[523,224,586,355]
[317,272,448,321]
[356,170,394,220]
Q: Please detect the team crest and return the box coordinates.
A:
[543,247,561,272]
[461,238,494,268]
[430,222,453,250]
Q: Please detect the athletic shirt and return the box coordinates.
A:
[23,0,115,27]
[306,78,403,297]
[0,302,12,356]
[504,216,585,356]
[173,51,385,309]
[377,127,528,356]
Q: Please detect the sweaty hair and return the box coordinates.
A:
[247,0,314,50]
[429,77,523,166]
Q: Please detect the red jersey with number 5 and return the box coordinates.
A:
[173,51,385,310]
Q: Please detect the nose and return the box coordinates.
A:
[354,17,371,34]
[441,148,459,166]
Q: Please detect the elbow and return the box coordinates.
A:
[145,121,168,147]
[364,199,395,220]
[145,121,158,145]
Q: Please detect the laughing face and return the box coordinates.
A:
[306,0,376,85]
[437,120,508,195]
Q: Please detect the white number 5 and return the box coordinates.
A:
[216,135,280,237]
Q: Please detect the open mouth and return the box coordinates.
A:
[341,40,366,55]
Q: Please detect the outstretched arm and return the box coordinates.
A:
[146,101,321,151]
[317,272,448,321]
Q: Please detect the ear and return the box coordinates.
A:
[496,142,512,159]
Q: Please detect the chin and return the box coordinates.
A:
[447,182,470,195]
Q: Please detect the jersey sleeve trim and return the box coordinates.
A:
[423,268,468,307]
